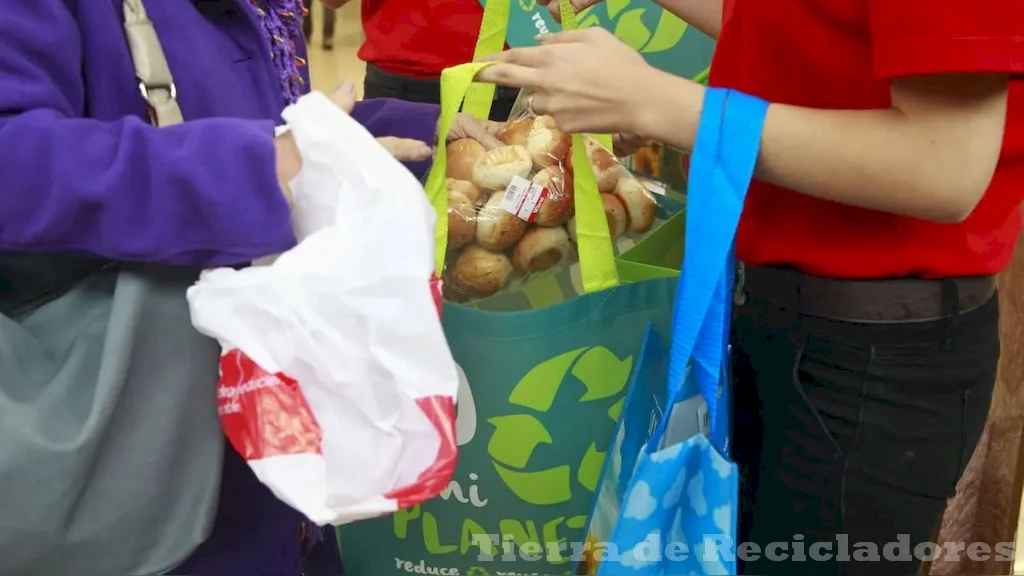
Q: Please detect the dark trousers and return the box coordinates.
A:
[732,287,999,575]
[302,0,335,41]
[301,523,344,575]
[363,63,520,122]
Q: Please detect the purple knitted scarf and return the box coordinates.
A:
[249,0,307,103]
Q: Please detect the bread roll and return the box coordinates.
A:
[449,245,514,299]
[442,277,470,303]
[583,137,621,194]
[497,117,535,147]
[601,193,629,239]
[614,175,657,234]
[512,226,571,272]
[531,165,574,227]
[447,190,478,249]
[526,115,570,169]
[447,139,486,182]
[472,145,533,192]
[564,196,628,241]
[476,192,528,250]
[447,178,484,204]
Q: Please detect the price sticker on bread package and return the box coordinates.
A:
[500,175,549,222]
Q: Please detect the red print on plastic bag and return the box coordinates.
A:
[217,349,323,461]
[383,394,458,509]
[429,274,443,318]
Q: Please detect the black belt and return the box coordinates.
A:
[738,265,996,323]
[364,63,520,111]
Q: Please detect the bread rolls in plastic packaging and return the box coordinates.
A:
[447,138,486,181]
[447,245,514,301]
[476,193,528,251]
[447,178,484,204]
[437,92,661,303]
[447,190,478,249]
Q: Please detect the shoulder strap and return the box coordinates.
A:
[662,88,768,455]
[0,0,186,320]
[123,0,184,127]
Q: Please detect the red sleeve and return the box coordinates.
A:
[869,0,1024,78]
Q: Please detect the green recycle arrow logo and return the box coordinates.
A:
[486,346,631,506]
[576,0,689,54]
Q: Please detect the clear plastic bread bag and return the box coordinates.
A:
[439,89,661,302]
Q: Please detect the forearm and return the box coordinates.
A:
[655,0,722,39]
[2,0,295,266]
[0,111,296,265]
[641,71,1005,223]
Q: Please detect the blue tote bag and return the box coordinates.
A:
[579,87,768,576]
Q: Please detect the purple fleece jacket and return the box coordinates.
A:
[0,0,440,574]
[0,0,438,266]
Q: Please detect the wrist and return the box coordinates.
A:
[634,69,704,151]
[275,132,301,205]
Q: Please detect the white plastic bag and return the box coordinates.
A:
[187,92,458,526]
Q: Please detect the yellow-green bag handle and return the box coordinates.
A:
[557,0,619,293]
[461,0,509,118]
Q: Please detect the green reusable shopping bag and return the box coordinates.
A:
[336,4,687,575]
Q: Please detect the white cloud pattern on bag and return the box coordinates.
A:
[713,503,732,534]
[661,465,687,509]
[687,470,708,517]
[648,441,682,463]
[623,481,658,521]
[620,531,661,569]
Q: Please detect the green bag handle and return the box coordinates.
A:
[558,0,618,292]
[461,0,509,118]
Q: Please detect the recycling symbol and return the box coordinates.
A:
[486,347,631,506]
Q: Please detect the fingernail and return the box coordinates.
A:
[337,80,355,94]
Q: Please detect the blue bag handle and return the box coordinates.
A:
[662,88,768,454]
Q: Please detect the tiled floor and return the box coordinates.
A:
[305,1,367,95]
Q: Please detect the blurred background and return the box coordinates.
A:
[305,1,365,94]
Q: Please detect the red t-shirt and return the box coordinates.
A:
[711,0,1024,278]
[358,0,486,78]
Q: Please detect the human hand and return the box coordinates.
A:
[476,28,668,135]
[444,114,504,148]
[537,0,603,23]
[612,133,653,157]
[275,132,301,206]
[275,82,434,194]
[326,81,433,160]
[375,137,432,162]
